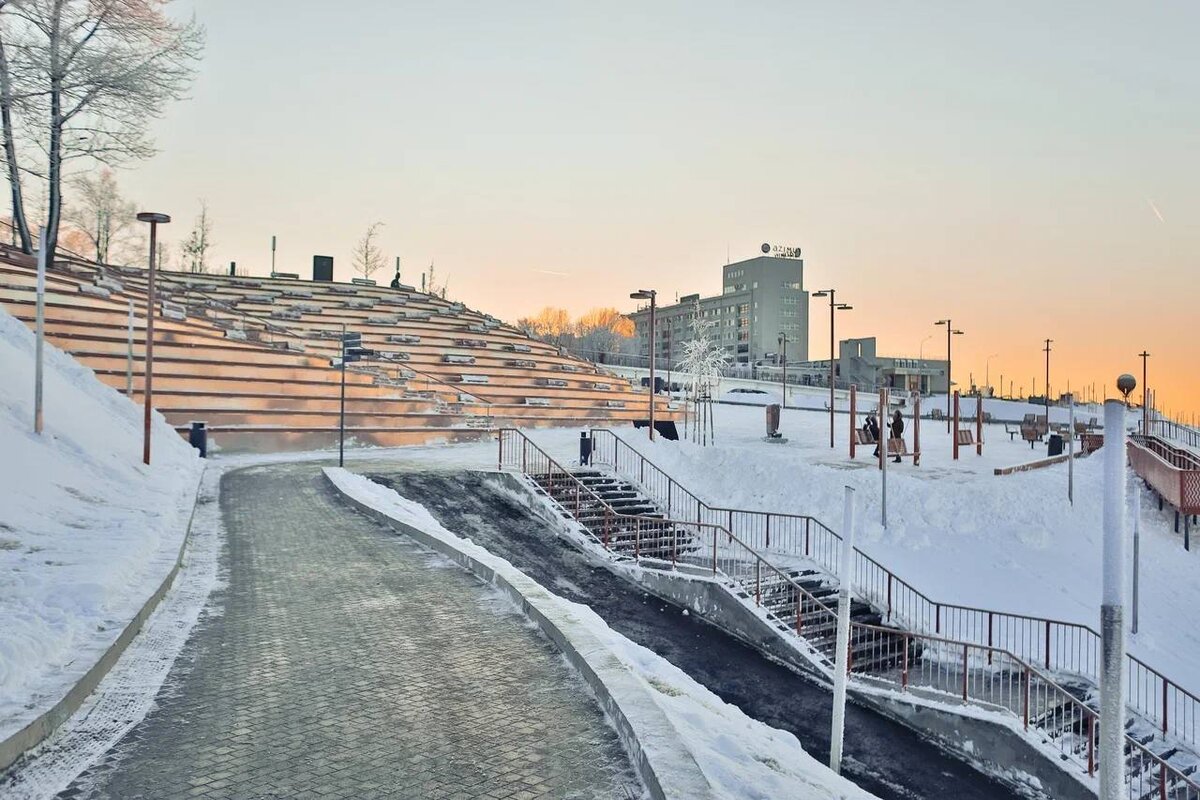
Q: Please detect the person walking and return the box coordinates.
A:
[890,409,905,463]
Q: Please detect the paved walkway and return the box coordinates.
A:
[61,464,640,800]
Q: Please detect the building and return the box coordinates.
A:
[629,254,809,368]
[795,337,949,394]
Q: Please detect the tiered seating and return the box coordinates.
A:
[0,253,673,452]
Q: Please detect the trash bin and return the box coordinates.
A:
[189,421,208,458]
[579,431,592,466]
[1048,433,1064,457]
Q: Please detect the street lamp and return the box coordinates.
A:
[136,212,171,465]
[1138,351,1150,433]
[778,333,788,405]
[631,289,657,441]
[935,320,964,432]
[812,289,852,448]
[985,353,999,395]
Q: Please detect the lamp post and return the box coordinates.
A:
[935,320,964,432]
[631,289,657,440]
[813,289,852,448]
[1138,351,1150,433]
[918,334,933,395]
[985,353,999,396]
[1043,338,1053,426]
[778,333,788,405]
[136,212,171,465]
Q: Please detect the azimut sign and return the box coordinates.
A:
[761,242,802,259]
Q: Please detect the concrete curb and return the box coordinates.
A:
[323,469,718,800]
[0,468,207,774]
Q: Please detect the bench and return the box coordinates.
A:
[930,408,944,421]
[1004,423,1020,441]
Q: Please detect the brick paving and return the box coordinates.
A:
[61,464,641,800]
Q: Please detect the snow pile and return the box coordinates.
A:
[326,467,876,800]
[611,403,1200,694]
[0,307,203,742]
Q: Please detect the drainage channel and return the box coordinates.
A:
[365,469,1026,800]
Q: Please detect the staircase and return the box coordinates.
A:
[501,427,1200,798]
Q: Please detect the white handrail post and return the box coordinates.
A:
[1099,399,1127,800]
[1068,393,1075,504]
[126,298,134,396]
[34,227,46,434]
[1132,484,1141,635]
[830,485,856,774]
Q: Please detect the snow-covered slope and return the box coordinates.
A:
[0,307,203,742]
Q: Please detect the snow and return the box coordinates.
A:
[0,306,204,743]
[595,401,1200,698]
[326,466,877,800]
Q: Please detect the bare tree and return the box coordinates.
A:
[0,0,203,258]
[0,0,31,252]
[352,221,385,281]
[62,167,135,263]
[179,199,211,272]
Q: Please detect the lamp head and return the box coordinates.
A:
[136,212,171,224]
[935,319,948,326]
[836,304,852,311]
[1117,374,1137,400]
[629,289,656,301]
[812,290,829,298]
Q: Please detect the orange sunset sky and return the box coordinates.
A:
[115,1,1197,416]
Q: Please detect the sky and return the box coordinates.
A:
[113,1,1198,416]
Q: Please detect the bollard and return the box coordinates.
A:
[579,431,592,466]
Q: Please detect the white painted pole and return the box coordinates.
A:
[1132,483,1141,635]
[34,227,46,434]
[880,388,888,528]
[1068,393,1075,505]
[1099,399,1127,800]
[126,298,134,396]
[829,485,856,775]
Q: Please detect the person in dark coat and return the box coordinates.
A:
[891,409,905,463]
[867,413,881,457]
[389,271,401,289]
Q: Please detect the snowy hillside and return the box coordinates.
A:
[0,307,203,742]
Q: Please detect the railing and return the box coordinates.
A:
[500,427,1200,795]
[1144,418,1200,452]
[1129,436,1200,516]
[588,427,1200,753]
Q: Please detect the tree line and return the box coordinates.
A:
[516,306,635,358]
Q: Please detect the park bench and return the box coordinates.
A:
[1004,423,1020,441]
[930,408,945,421]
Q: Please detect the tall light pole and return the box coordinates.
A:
[918,334,932,395]
[813,289,852,448]
[136,212,171,465]
[985,353,999,395]
[778,333,788,405]
[1043,338,1053,426]
[935,320,964,432]
[1138,351,1150,433]
[631,289,657,441]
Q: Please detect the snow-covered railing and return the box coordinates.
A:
[501,428,1200,796]
[588,427,1200,755]
[1143,418,1200,453]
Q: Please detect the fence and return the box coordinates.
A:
[588,426,1200,752]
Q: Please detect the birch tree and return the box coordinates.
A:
[0,0,203,256]
[62,167,135,262]
[179,199,211,272]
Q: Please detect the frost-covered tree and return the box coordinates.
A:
[676,298,728,441]
[0,0,204,256]
[62,168,136,264]
[179,200,212,273]
[352,221,385,281]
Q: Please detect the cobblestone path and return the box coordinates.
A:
[61,464,641,800]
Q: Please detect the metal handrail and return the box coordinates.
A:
[499,427,1200,792]
[588,426,1200,751]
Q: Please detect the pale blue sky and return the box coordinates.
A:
[118,1,1199,409]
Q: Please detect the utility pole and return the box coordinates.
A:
[1138,351,1150,434]
[1043,339,1053,425]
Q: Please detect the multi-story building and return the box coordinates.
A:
[629,254,809,367]
[796,337,949,394]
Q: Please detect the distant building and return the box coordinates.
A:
[796,337,949,394]
[629,255,809,367]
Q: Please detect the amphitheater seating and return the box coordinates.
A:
[0,253,675,452]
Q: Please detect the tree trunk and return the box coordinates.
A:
[44,0,65,264]
[0,22,31,253]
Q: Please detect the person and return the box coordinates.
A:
[891,409,905,463]
[867,413,881,457]
[389,270,401,289]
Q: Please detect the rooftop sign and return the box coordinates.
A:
[761,242,802,259]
